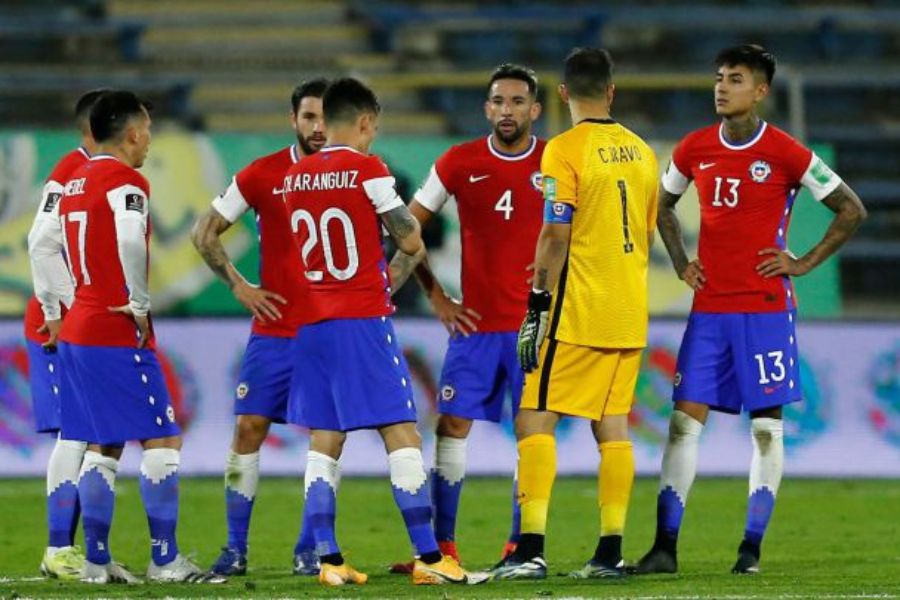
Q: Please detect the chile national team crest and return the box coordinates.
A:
[530,171,543,192]
[749,160,772,183]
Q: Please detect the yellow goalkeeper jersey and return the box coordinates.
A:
[542,118,658,349]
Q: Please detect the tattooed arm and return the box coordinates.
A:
[190,207,286,321]
[382,204,425,291]
[532,222,571,293]
[657,185,706,290]
[757,182,867,278]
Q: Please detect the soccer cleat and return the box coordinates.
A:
[292,549,321,576]
[210,546,247,576]
[731,541,760,574]
[627,546,678,575]
[147,554,227,583]
[490,554,547,580]
[569,558,626,579]
[81,560,142,584]
[412,555,488,585]
[319,562,368,585]
[438,540,460,563]
[40,546,86,580]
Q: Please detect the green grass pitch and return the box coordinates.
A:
[0,476,898,598]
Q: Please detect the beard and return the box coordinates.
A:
[493,120,528,146]
[297,134,325,156]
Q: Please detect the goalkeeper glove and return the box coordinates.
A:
[517,289,552,373]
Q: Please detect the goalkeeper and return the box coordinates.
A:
[492,47,659,580]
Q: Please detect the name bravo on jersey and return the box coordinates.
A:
[284,170,359,192]
[598,144,643,164]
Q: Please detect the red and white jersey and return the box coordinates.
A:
[24,147,88,343]
[417,135,546,331]
[212,144,308,336]
[662,121,842,313]
[283,145,404,323]
[59,155,155,348]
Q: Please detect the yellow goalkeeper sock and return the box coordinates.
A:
[598,440,635,537]
[518,434,557,535]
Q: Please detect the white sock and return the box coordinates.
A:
[79,450,119,489]
[389,447,427,494]
[225,450,260,501]
[749,418,784,495]
[659,411,704,504]
[47,436,87,496]
[304,451,339,494]
[141,448,181,483]
[434,436,467,486]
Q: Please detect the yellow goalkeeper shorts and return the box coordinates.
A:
[520,340,642,420]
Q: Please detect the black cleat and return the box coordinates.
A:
[626,546,677,575]
[731,541,760,574]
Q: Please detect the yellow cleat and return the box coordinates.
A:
[318,562,368,586]
[40,546,86,580]
[412,555,489,585]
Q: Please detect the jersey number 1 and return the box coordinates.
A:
[616,180,635,254]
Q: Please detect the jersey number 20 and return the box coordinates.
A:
[291,208,359,281]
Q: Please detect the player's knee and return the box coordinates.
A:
[669,410,703,443]
[436,414,472,438]
[751,417,784,449]
[233,416,270,451]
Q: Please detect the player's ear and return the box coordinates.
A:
[529,101,543,121]
[558,83,569,104]
[483,99,492,121]
[607,83,616,109]
[754,81,770,103]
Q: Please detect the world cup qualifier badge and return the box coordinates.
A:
[749,160,772,183]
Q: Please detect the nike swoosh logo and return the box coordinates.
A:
[272,187,284,195]
[469,175,490,183]
[699,162,716,170]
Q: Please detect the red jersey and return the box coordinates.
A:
[24,147,89,343]
[283,146,404,323]
[59,155,156,348]
[416,135,546,331]
[212,144,307,336]
[662,121,842,313]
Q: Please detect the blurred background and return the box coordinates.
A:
[0,0,897,477]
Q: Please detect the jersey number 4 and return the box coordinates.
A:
[495,189,513,220]
[291,208,359,281]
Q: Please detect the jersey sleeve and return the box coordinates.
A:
[28,180,74,320]
[107,182,151,316]
[541,138,577,206]
[647,149,661,232]
[661,137,692,195]
[212,175,251,223]
[799,152,843,202]
[415,164,452,213]
[361,158,404,214]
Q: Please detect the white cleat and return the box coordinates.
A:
[146,553,227,583]
[40,546,85,580]
[81,560,143,584]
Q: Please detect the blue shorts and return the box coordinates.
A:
[437,332,522,422]
[58,342,181,445]
[233,334,295,423]
[27,340,62,433]
[288,317,417,432]
[673,310,802,414]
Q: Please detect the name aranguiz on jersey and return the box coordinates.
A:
[284,169,359,193]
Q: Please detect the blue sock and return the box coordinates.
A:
[305,451,340,557]
[293,500,316,555]
[46,438,86,547]
[744,487,776,546]
[78,452,118,565]
[224,451,259,554]
[657,485,686,540]
[139,448,180,567]
[432,468,463,542]
[390,448,439,557]
[508,476,521,544]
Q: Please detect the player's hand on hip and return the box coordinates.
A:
[680,259,706,290]
[756,247,808,278]
[39,318,62,351]
[108,305,151,348]
[429,290,481,337]
[517,290,552,373]
[232,280,286,322]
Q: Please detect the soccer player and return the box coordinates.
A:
[191,78,329,577]
[492,48,659,580]
[57,90,222,584]
[632,44,867,575]
[389,63,545,569]
[283,77,487,586]
[27,89,105,579]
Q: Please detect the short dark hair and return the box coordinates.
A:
[89,90,152,143]
[74,89,109,122]
[564,47,614,99]
[322,78,380,126]
[715,44,776,84]
[291,77,330,113]
[488,63,538,99]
